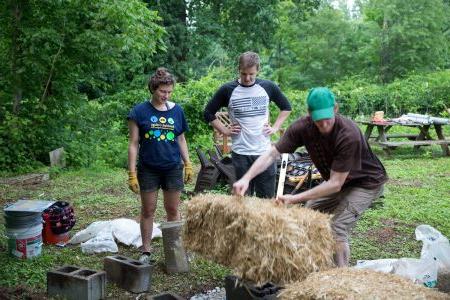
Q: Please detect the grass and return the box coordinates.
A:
[0,166,229,298]
[0,141,449,298]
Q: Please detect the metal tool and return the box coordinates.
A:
[276,153,289,199]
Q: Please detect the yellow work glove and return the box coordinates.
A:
[183,161,193,183]
[128,171,140,194]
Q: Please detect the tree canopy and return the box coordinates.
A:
[0,0,449,170]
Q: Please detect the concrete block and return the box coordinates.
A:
[49,147,66,167]
[104,255,152,293]
[47,265,106,300]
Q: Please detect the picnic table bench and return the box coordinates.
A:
[359,120,450,156]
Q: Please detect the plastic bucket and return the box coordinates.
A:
[6,223,43,259]
[161,220,189,273]
[4,211,42,227]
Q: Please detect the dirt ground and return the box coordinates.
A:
[0,286,46,300]
[437,272,450,294]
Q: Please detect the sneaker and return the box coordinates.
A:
[138,252,153,264]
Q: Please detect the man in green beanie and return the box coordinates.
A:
[233,87,387,267]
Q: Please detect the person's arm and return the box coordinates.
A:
[204,84,237,135]
[210,119,241,136]
[127,120,140,193]
[263,110,291,136]
[233,146,280,196]
[177,133,191,165]
[128,120,139,172]
[262,81,292,136]
[178,133,194,183]
[277,170,349,205]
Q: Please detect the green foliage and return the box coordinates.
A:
[144,0,190,82]
[175,68,231,150]
[1,0,450,172]
[334,70,450,116]
[278,89,309,123]
[63,90,149,168]
[188,0,279,57]
[270,0,450,88]
[272,4,361,88]
[0,0,164,102]
[0,1,164,171]
[364,0,449,82]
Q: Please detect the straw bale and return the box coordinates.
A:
[279,268,450,300]
[182,193,335,285]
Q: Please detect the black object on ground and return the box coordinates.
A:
[147,292,185,300]
[225,275,283,300]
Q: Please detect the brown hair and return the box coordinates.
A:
[148,67,176,93]
[238,51,260,70]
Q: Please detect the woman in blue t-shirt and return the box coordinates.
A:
[127,67,193,263]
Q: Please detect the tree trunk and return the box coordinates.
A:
[380,9,390,84]
[11,0,23,114]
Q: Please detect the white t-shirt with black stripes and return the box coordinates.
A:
[204,78,291,155]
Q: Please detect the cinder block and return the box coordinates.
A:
[47,265,106,300]
[104,255,152,293]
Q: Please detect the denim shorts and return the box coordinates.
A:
[137,163,184,192]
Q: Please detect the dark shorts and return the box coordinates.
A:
[232,151,276,198]
[137,163,184,192]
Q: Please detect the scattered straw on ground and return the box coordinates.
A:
[279,267,450,300]
[182,194,335,285]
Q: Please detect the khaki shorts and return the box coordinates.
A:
[305,185,384,243]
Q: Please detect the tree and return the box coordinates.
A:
[0,0,164,168]
[363,0,448,82]
[0,0,164,110]
[187,0,280,62]
[271,4,364,88]
[144,0,190,81]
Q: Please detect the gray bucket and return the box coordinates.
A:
[3,210,43,259]
[4,211,42,228]
[161,220,189,273]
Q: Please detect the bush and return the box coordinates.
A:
[334,70,450,117]
[175,71,225,150]
[3,69,449,171]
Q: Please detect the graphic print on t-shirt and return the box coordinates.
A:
[145,115,176,142]
[231,96,268,118]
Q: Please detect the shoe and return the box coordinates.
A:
[138,252,153,264]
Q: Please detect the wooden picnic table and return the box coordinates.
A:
[358,120,450,156]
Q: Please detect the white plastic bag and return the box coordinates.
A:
[415,224,450,273]
[110,218,141,246]
[355,224,449,288]
[355,259,398,273]
[69,218,162,253]
[81,227,118,254]
[68,221,111,244]
[355,258,438,287]
[393,257,438,287]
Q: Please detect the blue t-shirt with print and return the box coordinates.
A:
[128,101,188,170]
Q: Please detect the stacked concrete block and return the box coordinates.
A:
[104,255,152,293]
[47,265,106,300]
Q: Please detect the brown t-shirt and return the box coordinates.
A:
[275,115,387,189]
